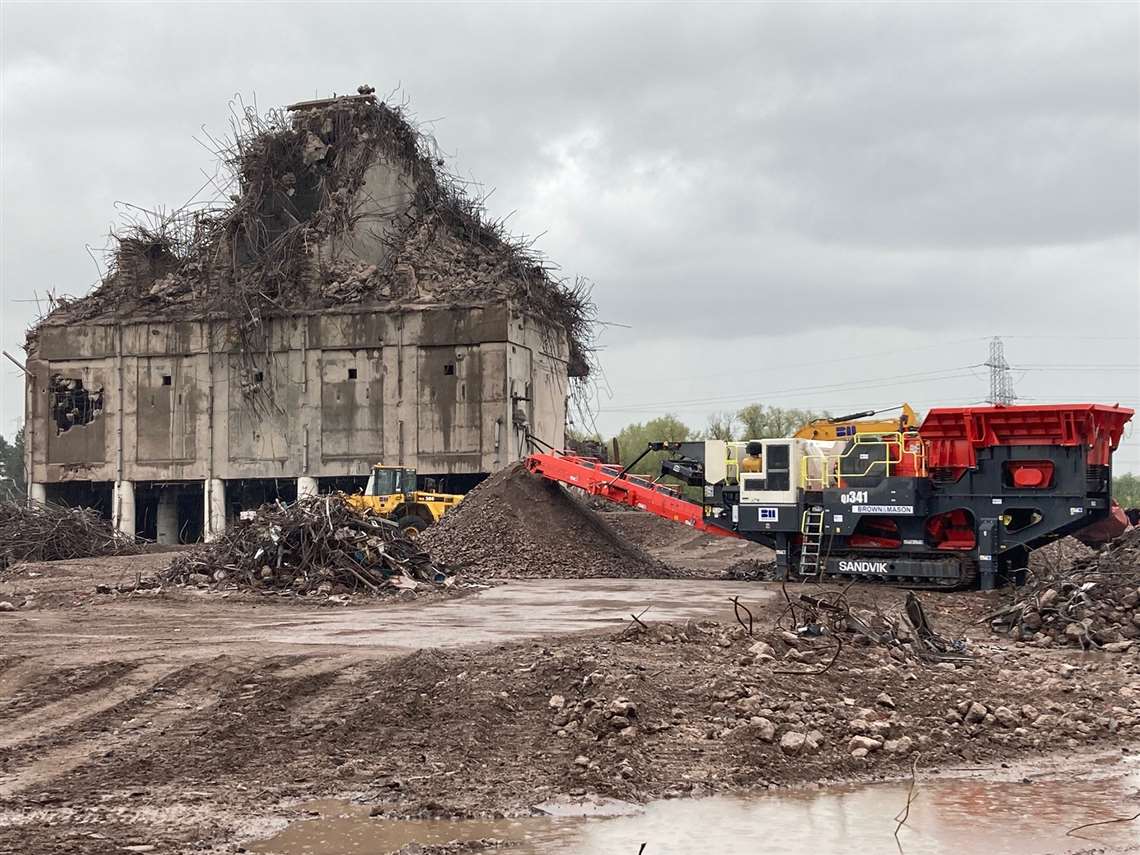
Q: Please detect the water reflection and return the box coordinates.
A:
[252,756,1140,855]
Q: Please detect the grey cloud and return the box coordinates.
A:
[1,1,1137,448]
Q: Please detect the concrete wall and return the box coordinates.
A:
[323,155,418,269]
[25,302,568,487]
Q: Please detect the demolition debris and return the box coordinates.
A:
[421,464,669,578]
[988,528,1140,650]
[164,494,449,596]
[0,500,141,568]
[721,586,971,673]
[34,91,596,384]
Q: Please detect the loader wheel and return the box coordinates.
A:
[396,515,429,538]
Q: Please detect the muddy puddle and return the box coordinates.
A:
[250,754,1140,854]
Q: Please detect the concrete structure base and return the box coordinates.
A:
[113,480,135,537]
[297,476,319,500]
[204,478,226,542]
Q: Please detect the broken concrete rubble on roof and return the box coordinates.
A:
[32,91,594,379]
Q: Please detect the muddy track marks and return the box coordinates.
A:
[14,657,342,800]
[0,661,169,755]
[0,659,138,721]
[0,657,273,797]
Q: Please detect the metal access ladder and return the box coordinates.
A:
[800,506,826,576]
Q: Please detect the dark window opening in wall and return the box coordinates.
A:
[443,363,455,375]
[50,375,104,435]
[161,375,172,386]
[254,371,264,383]
[348,368,358,380]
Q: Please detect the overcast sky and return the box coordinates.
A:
[2,2,1138,471]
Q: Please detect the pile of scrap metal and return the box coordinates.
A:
[759,588,971,672]
[987,527,1140,651]
[0,500,141,568]
[164,494,449,597]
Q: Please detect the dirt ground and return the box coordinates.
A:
[1,528,1138,854]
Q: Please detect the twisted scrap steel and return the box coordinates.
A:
[0,500,141,568]
[164,493,447,596]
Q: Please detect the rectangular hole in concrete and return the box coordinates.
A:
[348,368,358,380]
[162,375,172,386]
[444,364,455,375]
[49,375,104,434]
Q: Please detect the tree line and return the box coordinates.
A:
[0,428,25,500]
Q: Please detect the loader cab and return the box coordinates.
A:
[366,466,417,498]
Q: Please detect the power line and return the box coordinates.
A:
[601,390,1138,419]
[1016,365,1140,371]
[605,336,990,386]
[601,389,990,418]
[597,365,983,413]
[999,335,1140,341]
[609,334,1137,389]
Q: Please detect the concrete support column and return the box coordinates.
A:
[297,476,319,500]
[112,480,135,537]
[204,478,226,542]
[156,489,179,545]
[28,482,47,505]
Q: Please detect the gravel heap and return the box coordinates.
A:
[420,464,671,578]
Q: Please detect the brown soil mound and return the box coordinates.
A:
[420,464,670,578]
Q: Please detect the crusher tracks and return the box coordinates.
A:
[788,553,980,591]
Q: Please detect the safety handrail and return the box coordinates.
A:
[800,432,925,489]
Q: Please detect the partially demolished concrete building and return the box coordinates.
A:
[24,91,590,542]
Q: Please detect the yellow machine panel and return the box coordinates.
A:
[793,405,918,441]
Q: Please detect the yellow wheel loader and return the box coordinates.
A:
[346,465,463,536]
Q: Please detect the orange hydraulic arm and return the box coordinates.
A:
[524,451,741,538]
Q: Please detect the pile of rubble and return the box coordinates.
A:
[722,559,777,581]
[665,586,971,673]
[0,500,140,568]
[420,464,670,578]
[164,494,448,597]
[989,528,1140,650]
[1027,535,1096,575]
[34,92,594,379]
